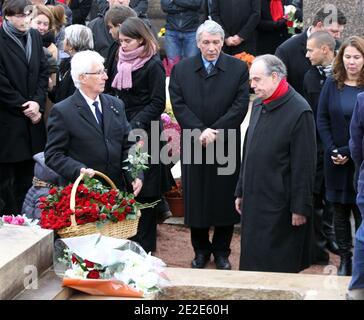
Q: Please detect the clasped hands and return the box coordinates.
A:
[22,101,42,124]
[225,35,244,46]
[331,154,349,165]
[199,128,218,147]
[80,168,143,197]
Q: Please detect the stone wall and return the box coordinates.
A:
[303,0,364,40]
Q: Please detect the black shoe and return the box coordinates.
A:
[191,254,210,269]
[157,210,172,224]
[214,256,231,270]
[314,250,330,265]
[326,239,340,255]
[337,257,352,276]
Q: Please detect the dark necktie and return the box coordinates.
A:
[206,62,214,74]
[93,101,103,130]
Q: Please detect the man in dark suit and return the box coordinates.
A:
[0,0,48,215]
[303,31,339,263]
[169,20,250,270]
[210,0,260,55]
[275,5,346,95]
[45,50,143,195]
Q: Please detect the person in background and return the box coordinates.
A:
[169,20,250,270]
[275,5,347,95]
[235,54,316,273]
[31,0,72,25]
[348,92,364,300]
[48,4,67,60]
[68,0,92,25]
[303,31,339,265]
[210,0,260,56]
[49,24,94,103]
[317,36,364,276]
[0,0,48,215]
[107,17,173,253]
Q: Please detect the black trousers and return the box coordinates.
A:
[191,225,234,258]
[129,196,159,253]
[0,160,34,215]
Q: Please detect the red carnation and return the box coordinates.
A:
[39,196,47,203]
[84,259,95,268]
[86,270,100,279]
[125,206,132,213]
[49,187,58,195]
[100,213,107,220]
[129,199,136,205]
[287,20,294,28]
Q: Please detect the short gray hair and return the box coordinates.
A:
[253,54,287,79]
[196,20,225,43]
[71,50,104,88]
[64,24,94,52]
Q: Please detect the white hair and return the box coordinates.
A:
[64,24,94,52]
[253,54,287,80]
[71,50,105,89]
[196,19,225,43]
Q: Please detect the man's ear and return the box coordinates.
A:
[315,21,323,30]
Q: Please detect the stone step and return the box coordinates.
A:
[0,225,53,300]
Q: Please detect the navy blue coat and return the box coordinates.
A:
[317,77,364,203]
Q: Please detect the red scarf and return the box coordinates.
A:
[263,78,289,104]
[270,0,284,22]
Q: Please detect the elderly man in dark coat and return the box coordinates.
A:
[0,0,48,215]
[210,0,261,55]
[45,50,142,196]
[235,55,316,273]
[169,20,250,270]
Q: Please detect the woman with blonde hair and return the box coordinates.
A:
[317,36,364,275]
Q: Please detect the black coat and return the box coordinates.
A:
[69,0,93,25]
[49,57,75,103]
[88,14,113,59]
[235,87,316,273]
[0,28,48,163]
[210,0,260,55]
[256,0,290,55]
[275,30,310,95]
[107,54,173,197]
[169,53,250,227]
[45,90,133,188]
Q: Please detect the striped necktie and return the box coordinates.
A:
[93,101,103,130]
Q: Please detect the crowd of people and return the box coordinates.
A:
[0,0,363,300]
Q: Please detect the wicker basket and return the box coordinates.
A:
[57,170,140,239]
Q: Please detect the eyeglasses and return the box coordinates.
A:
[84,69,107,75]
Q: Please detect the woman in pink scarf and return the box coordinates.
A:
[107,17,174,254]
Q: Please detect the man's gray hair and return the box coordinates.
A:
[71,50,105,89]
[253,54,287,79]
[196,19,225,43]
[64,24,94,53]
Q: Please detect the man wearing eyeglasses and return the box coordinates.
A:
[45,50,143,196]
[0,0,48,215]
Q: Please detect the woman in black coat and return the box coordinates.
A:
[69,0,92,25]
[107,17,173,253]
[210,0,260,55]
[256,0,290,55]
[49,24,94,103]
[317,36,364,276]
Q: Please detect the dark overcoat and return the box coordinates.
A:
[0,28,48,163]
[108,54,173,197]
[45,90,133,188]
[210,0,261,55]
[169,53,250,227]
[235,87,316,273]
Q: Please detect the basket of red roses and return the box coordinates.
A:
[40,170,147,239]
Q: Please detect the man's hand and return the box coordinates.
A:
[132,178,143,197]
[80,167,95,178]
[331,154,349,165]
[30,112,42,124]
[22,101,40,119]
[235,197,242,215]
[225,36,235,46]
[199,128,218,147]
[292,213,306,226]
[231,35,244,46]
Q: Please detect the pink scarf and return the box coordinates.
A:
[112,45,155,90]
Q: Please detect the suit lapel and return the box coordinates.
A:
[99,94,114,137]
[73,90,103,135]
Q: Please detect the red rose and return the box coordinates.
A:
[121,199,127,206]
[87,270,100,279]
[39,196,47,202]
[71,255,79,264]
[49,187,58,195]
[100,213,107,220]
[287,20,294,27]
[129,199,136,205]
[84,259,95,268]
[125,206,132,213]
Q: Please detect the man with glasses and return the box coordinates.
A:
[0,0,48,215]
[45,50,143,195]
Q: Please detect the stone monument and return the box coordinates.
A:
[303,0,364,40]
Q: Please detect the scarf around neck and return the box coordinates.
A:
[263,78,289,105]
[270,0,284,22]
[112,45,155,90]
[2,19,32,63]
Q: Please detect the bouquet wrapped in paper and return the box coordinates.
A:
[54,234,170,297]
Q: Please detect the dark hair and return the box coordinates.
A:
[312,6,347,26]
[119,17,159,57]
[3,0,32,17]
[333,36,364,89]
[104,4,137,27]
[308,31,336,52]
